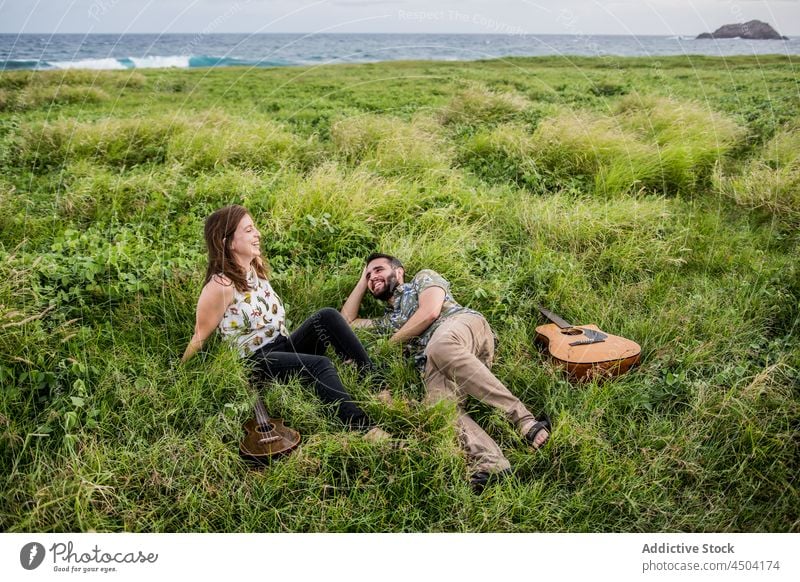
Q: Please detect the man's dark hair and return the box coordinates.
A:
[365,252,403,269]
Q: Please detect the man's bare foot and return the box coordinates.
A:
[530,429,549,449]
[524,415,552,451]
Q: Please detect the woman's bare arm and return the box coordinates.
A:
[181,278,234,362]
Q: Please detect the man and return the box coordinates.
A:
[341,253,550,493]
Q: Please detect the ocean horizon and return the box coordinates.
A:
[2,32,798,71]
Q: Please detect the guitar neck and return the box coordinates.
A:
[538,305,574,329]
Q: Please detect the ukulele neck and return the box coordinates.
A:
[253,398,273,431]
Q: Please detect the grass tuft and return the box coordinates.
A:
[0,85,110,112]
[331,113,451,177]
[615,93,744,193]
[717,125,800,229]
[167,110,317,173]
[12,116,182,170]
[439,83,530,126]
[532,109,659,195]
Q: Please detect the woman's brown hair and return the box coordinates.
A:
[203,205,268,292]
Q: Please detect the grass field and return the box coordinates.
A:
[0,55,798,532]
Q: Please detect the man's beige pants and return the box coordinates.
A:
[423,312,537,474]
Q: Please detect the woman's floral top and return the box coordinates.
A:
[217,270,288,357]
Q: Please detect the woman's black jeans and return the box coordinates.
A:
[247,308,375,430]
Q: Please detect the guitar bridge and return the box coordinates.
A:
[568,327,608,346]
[569,338,606,346]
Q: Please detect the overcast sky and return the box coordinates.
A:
[1,0,797,36]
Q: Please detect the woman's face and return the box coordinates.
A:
[229,213,261,264]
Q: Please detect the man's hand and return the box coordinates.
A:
[341,264,374,328]
[387,285,445,344]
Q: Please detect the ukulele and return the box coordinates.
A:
[240,396,301,464]
[535,306,641,381]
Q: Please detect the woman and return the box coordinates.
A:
[182,204,387,438]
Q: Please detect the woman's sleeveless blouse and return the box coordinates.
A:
[217,270,289,357]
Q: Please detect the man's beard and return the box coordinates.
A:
[372,272,399,301]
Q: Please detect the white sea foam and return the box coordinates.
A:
[50,58,127,70]
[128,55,191,69]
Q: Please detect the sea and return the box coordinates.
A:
[1,33,798,71]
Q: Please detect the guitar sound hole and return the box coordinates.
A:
[257,423,275,433]
[560,329,583,336]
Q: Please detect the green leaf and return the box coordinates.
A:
[63,411,78,432]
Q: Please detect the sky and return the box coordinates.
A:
[0,0,798,36]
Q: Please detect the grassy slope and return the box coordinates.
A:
[0,55,798,532]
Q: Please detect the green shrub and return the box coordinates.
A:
[12,111,315,173]
[259,163,397,266]
[22,223,204,312]
[590,80,629,97]
[0,71,33,90]
[510,191,689,280]
[759,124,800,169]
[0,89,13,112]
[28,69,145,89]
[185,168,277,214]
[0,70,146,101]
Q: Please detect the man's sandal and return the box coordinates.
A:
[524,414,552,451]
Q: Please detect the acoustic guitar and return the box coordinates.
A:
[240,396,301,464]
[535,306,641,381]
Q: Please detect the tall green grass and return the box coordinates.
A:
[168,110,318,173]
[717,125,800,229]
[439,83,531,126]
[458,122,542,190]
[615,93,744,192]
[13,117,179,170]
[458,95,743,196]
[331,113,451,177]
[0,85,110,113]
[12,111,317,173]
[0,56,797,533]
